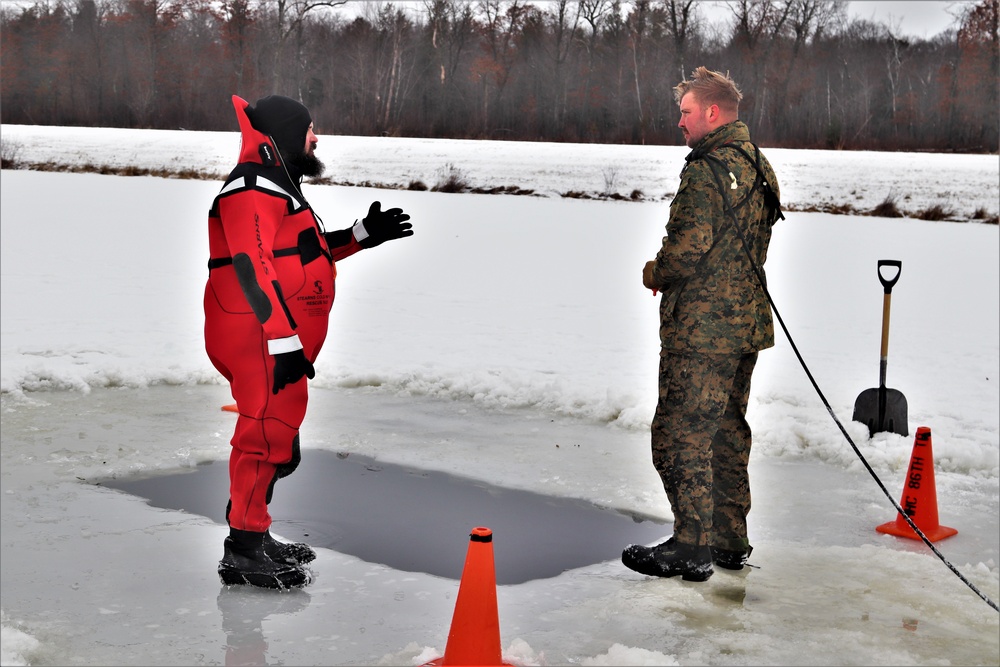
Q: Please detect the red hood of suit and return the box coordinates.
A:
[231,95,282,166]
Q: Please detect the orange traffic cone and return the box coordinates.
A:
[423,527,513,667]
[876,426,958,542]
[222,403,238,413]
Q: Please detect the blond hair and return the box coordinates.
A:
[673,67,742,115]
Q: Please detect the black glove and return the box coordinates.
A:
[272,349,315,394]
[356,201,413,248]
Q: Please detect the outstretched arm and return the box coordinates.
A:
[324,201,413,260]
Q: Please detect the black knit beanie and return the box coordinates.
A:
[246,95,312,155]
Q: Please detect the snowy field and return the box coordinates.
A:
[2,124,998,221]
[1,124,998,666]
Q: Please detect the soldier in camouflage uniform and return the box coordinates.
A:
[622,67,782,582]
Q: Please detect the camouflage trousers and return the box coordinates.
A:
[651,350,758,550]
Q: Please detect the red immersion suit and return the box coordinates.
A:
[204,96,361,533]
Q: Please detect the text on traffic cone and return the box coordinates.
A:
[876,426,958,542]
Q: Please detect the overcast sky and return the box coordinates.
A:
[845,0,969,38]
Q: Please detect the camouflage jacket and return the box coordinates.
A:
[651,121,780,354]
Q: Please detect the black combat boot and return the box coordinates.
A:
[262,530,316,565]
[219,528,312,590]
[622,537,714,582]
[711,544,753,570]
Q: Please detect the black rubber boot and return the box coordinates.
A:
[226,500,316,565]
[712,544,753,570]
[262,530,316,565]
[622,537,714,582]
[218,528,312,590]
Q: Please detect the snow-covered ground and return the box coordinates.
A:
[1,125,997,666]
[2,124,997,220]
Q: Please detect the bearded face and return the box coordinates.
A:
[291,151,325,178]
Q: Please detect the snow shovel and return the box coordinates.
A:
[853,259,908,437]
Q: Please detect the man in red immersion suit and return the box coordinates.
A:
[205,94,413,589]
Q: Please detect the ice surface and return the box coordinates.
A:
[1,127,997,665]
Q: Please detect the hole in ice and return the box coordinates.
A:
[101,451,669,585]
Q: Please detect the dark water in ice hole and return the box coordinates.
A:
[102,451,670,585]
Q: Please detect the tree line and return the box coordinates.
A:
[1,0,997,152]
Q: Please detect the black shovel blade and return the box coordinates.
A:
[853,387,909,437]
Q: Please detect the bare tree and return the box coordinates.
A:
[954,0,999,148]
[257,0,348,92]
[114,0,181,127]
[68,0,108,124]
[473,0,526,133]
[574,0,614,136]
[726,0,795,136]
[369,3,417,132]
[661,0,697,80]
[626,0,653,142]
[221,0,255,93]
[539,0,582,129]
[771,0,842,137]
[423,0,475,88]
[0,0,990,149]
[419,0,476,134]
